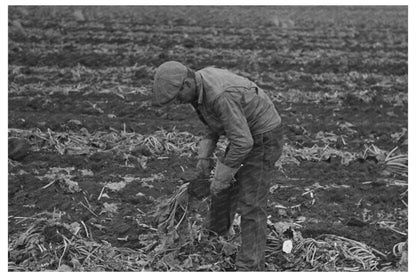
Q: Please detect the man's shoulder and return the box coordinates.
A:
[199,67,231,75]
[199,67,247,84]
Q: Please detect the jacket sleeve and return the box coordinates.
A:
[212,93,253,168]
[198,126,219,160]
[203,126,220,143]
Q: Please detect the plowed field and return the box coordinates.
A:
[8,6,408,271]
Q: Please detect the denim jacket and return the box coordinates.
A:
[192,67,281,168]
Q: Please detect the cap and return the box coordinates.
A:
[152,61,188,106]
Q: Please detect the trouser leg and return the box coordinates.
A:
[234,146,268,271]
[235,128,283,271]
[208,180,239,236]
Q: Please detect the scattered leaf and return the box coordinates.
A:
[220,240,238,256]
[182,256,193,269]
[80,169,94,176]
[73,10,85,21]
[269,184,280,193]
[105,181,127,191]
[101,202,118,214]
[57,264,72,272]
[60,178,81,193]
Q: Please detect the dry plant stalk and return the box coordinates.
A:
[9,127,199,157]
[153,183,190,234]
[8,213,147,271]
[384,147,408,177]
[364,144,408,178]
[292,234,383,271]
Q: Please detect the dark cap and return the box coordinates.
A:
[152,61,188,106]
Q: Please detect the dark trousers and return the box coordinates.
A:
[208,126,283,271]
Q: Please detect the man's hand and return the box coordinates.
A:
[210,160,239,196]
[210,179,232,195]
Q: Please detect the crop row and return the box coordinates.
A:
[9,6,407,29]
[9,44,407,78]
[8,64,408,102]
[9,126,407,173]
[9,22,407,53]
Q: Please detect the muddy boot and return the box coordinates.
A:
[207,181,239,236]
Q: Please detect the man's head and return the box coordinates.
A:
[152,61,197,106]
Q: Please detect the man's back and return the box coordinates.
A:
[197,67,281,136]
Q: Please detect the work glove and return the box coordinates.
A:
[210,159,239,196]
[196,158,211,178]
[196,138,216,178]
